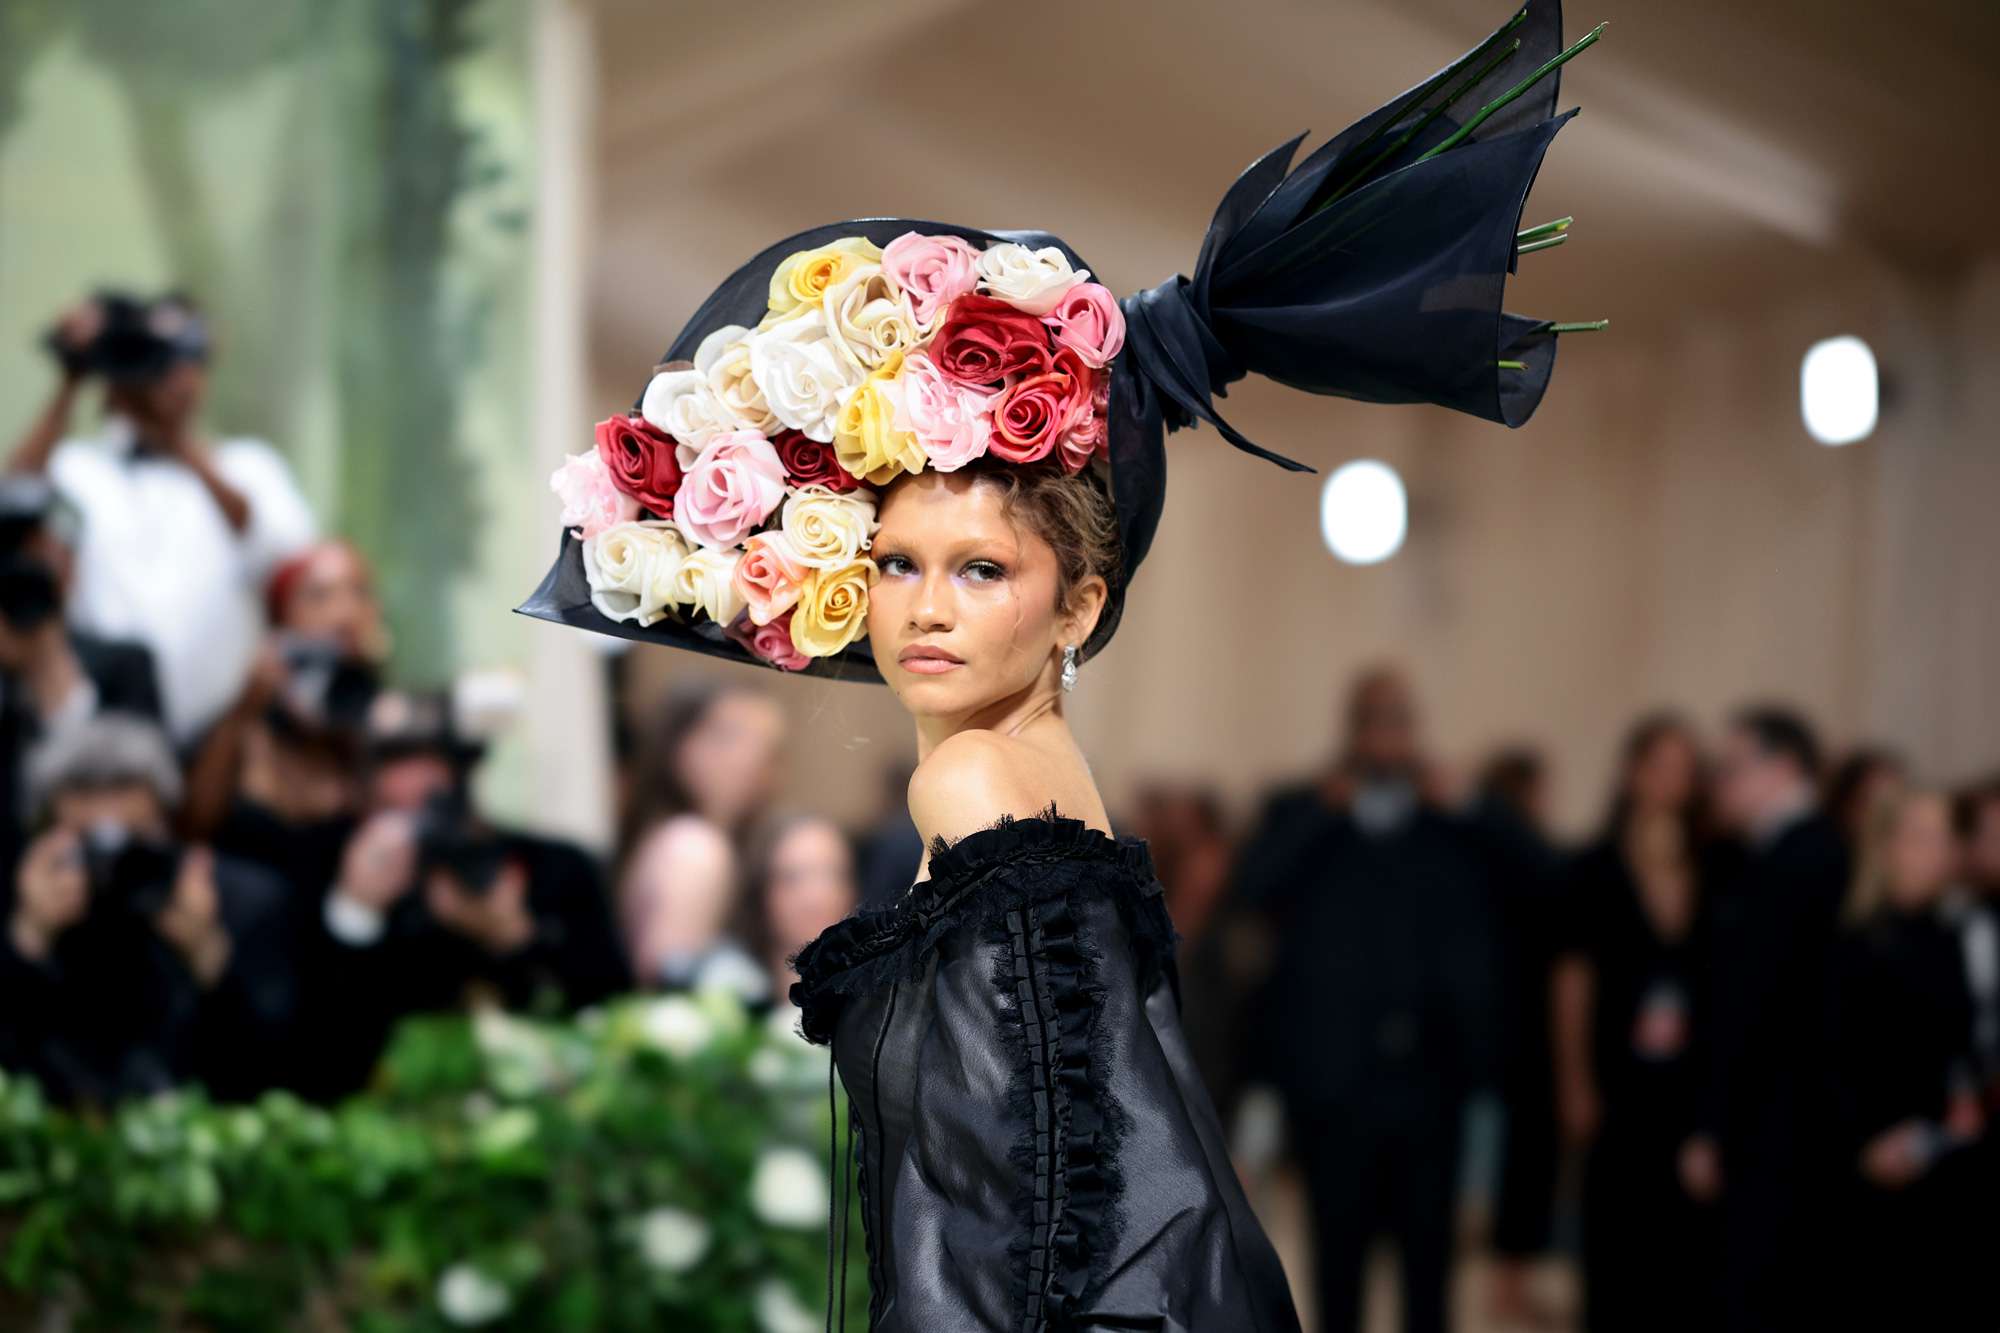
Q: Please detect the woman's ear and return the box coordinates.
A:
[1060,573,1109,651]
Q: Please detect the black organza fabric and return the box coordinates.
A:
[517,0,1585,679]
[790,809,1302,1332]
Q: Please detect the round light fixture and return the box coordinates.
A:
[1801,335,1878,446]
[1320,459,1407,565]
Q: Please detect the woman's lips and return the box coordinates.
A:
[900,655,963,675]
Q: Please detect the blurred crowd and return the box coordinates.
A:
[4,292,1994,1332]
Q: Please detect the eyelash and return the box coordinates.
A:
[878,555,1006,582]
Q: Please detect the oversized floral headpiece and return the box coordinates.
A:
[520,0,1605,683]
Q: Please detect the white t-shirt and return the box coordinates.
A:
[49,416,316,743]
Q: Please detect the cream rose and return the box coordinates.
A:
[975,241,1089,316]
[790,559,876,658]
[822,265,922,372]
[695,325,780,434]
[780,484,877,570]
[669,543,748,626]
[640,365,737,463]
[582,521,689,626]
[747,310,864,443]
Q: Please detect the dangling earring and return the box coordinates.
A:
[1060,644,1079,692]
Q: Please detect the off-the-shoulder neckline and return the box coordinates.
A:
[913,801,1154,902]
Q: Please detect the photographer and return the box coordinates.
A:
[0,475,164,870]
[0,715,298,1107]
[296,688,630,1100]
[8,291,315,746]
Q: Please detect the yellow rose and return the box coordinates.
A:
[790,559,877,658]
[834,350,927,485]
[768,237,883,317]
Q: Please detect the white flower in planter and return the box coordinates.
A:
[750,1146,829,1229]
[436,1263,510,1326]
[754,1278,821,1333]
[635,1205,711,1274]
[639,995,715,1060]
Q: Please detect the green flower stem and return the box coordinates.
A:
[1516,234,1568,256]
[1497,359,1528,370]
[1516,215,1572,243]
[1549,319,1610,333]
[1311,36,1524,216]
[1415,20,1609,166]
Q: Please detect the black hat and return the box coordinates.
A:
[520,0,1598,683]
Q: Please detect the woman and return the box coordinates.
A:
[620,812,770,1007]
[1549,714,1712,1332]
[743,812,860,1002]
[1833,789,1982,1329]
[520,3,1600,1325]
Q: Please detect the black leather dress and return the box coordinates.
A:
[790,806,1302,1332]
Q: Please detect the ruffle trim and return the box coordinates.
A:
[786,802,1167,1046]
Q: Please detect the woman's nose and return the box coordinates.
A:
[911,569,953,631]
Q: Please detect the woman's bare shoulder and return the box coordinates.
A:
[907,731,1055,848]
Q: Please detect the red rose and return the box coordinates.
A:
[932,295,1053,388]
[989,351,1093,465]
[773,429,860,494]
[595,414,684,517]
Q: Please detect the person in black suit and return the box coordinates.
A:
[0,476,164,871]
[1681,705,1851,1332]
[1234,666,1499,1333]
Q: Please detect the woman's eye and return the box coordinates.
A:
[963,560,1005,582]
[879,554,913,576]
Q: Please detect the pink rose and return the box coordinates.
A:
[988,349,1093,465]
[1057,375,1109,474]
[892,352,995,471]
[725,607,812,672]
[882,232,981,328]
[731,530,810,626]
[1042,282,1126,369]
[550,449,640,539]
[672,430,787,548]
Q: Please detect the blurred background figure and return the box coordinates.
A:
[1235,666,1499,1333]
[855,757,924,909]
[1687,706,1849,1333]
[619,812,765,1007]
[744,811,859,1006]
[1826,745,1909,854]
[1550,714,1712,1332]
[618,680,785,855]
[1832,788,1982,1329]
[8,292,316,748]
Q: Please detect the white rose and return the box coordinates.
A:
[821,265,921,372]
[747,310,863,443]
[667,543,747,626]
[635,1205,711,1274]
[436,1264,510,1327]
[749,1146,829,1229]
[696,325,781,434]
[582,521,689,626]
[975,241,1089,315]
[780,485,877,570]
[641,365,737,464]
[640,995,714,1059]
[754,1279,821,1333]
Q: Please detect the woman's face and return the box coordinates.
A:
[764,819,857,962]
[1629,728,1699,815]
[283,544,385,659]
[673,690,785,829]
[1886,793,1956,911]
[865,470,1090,720]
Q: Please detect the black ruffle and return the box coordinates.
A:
[786,803,1171,1046]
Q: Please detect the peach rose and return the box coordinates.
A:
[732,530,810,627]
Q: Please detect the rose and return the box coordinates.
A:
[550,449,640,539]
[790,559,876,658]
[767,236,882,317]
[976,241,1089,316]
[892,351,995,471]
[639,366,736,461]
[594,414,685,516]
[725,607,813,672]
[1057,372,1110,474]
[822,265,921,372]
[747,309,864,442]
[669,544,748,625]
[773,429,860,493]
[582,521,688,625]
[695,325,780,434]
[672,431,788,548]
[882,231,981,329]
[1042,281,1126,369]
[833,351,927,484]
[780,484,877,569]
[930,295,1054,387]
[635,1206,711,1274]
[989,351,1093,464]
[732,529,810,626]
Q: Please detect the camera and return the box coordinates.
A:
[269,633,380,738]
[75,821,183,920]
[413,787,509,898]
[43,291,209,384]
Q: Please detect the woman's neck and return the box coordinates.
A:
[911,681,1064,763]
